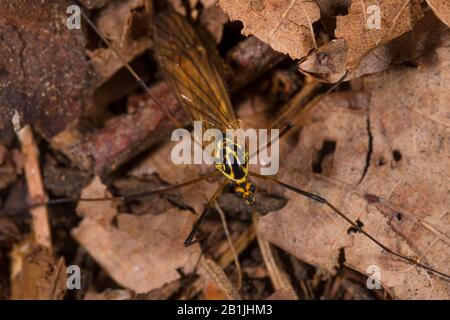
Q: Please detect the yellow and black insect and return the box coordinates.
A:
[154,12,256,205]
[11,3,450,282]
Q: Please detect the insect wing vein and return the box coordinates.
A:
[154,11,239,135]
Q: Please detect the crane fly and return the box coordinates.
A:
[5,3,450,285]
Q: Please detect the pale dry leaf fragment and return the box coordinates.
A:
[427,0,450,27]
[259,41,450,299]
[200,4,229,43]
[335,0,423,70]
[298,39,348,82]
[72,206,200,293]
[76,176,117,225]
[87,0,152,81]
[10,238,66,300]
[219,0,320,59]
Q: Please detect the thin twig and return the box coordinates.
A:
[215,202,243,290]
[179,226,256,299]
[253,212,297,299]
[217,225,256,268]
[16,125,52,251]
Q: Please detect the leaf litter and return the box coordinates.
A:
[259,36,450,299]
[0,0,449,300]
[72,177,201,293]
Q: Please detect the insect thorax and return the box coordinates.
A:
[214,138,249,184]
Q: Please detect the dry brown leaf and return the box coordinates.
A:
[259,41,450,299]
[203,280,232,300]
[10,238,66,299]
[87,0,152,81]
[200,4,230,43]
[76,176,117,225]
[300,12,449,82]
[427,0,450,27]
[219,0,320,59]
[335,0,423,70]
[73,211,200,293]
[72,178,200,293]
[84,289,133,300]
[200,257,241,299]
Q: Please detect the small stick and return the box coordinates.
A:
[215,203,243,290]
[179,226,256,299]
[217,225,256,268]
[16,125,52,251]
[253,212,297,299]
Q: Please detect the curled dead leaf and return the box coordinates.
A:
[219,0,320,59]
[300,12,449,82]
[87,0,153,82]
[335,0,423,70]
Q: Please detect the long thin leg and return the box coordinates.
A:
[73,0,181,128]
[248,71,348,163]
[249,171,450,280]
[1,171,220,216]
[184,179,228,247]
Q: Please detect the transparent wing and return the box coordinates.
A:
[154,11,239,133]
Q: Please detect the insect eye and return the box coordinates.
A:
[249,184,256,193]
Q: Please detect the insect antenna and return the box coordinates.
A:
[249,171,450,280]
[72,0,181,128]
